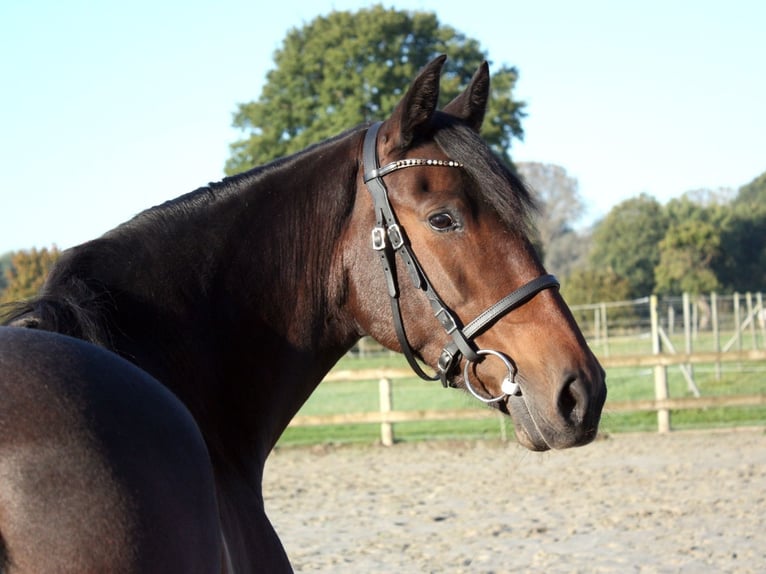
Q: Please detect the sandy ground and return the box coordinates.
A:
[263,428,766,573]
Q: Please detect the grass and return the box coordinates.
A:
[277,347,766,447]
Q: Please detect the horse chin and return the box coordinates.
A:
[502,395,551,452]
[450,370,551,451]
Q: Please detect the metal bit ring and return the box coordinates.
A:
[462,349,519,403]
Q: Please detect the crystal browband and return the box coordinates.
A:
[364,157,464,182]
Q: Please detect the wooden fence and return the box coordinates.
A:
[571,291,765,358]
[290,353,766,445]
[288,292,766,444]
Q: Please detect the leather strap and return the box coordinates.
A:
[463,274,559,339]
[362,121,559,388]
[363,123,480,381]
[438,274,560,382]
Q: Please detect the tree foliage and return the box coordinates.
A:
[580,170,766,298]
[0,247,60,305]
[653,196,723,294]
[715,173,766,291]
[589,194,668,298]
[716,209,766,293]
[655,220,721,294]
[0,251,11,295]
[226,6,526,174]
[561,266,632,306]
[734,170,766,209]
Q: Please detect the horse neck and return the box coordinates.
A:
[206,143,364,451]
[49,131,364,474]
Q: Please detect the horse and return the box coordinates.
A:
[0,55,606,572]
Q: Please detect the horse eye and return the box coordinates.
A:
[428,212,457,231]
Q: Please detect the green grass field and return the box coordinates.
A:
[278,349,766,447]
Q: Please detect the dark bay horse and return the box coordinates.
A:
[0,56,605,572]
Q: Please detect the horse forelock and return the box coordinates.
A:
[430,114,537,234]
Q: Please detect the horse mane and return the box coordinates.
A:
[1,126,365,347]
[1,118,530,346]
[129,124,364,243]
[430,112,538,234]
[1,270,114,346]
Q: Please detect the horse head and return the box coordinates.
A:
[344,56,606,451]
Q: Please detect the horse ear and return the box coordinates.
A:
[386,55,447,149]
[442,61,490,132]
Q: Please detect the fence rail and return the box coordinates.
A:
[290,354,766,445]
[600,349,766,368]
[288,291,766,444]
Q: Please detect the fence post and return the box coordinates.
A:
[379,377,395,446]
[650,295,671,433]
[734,293,742,352]
[594,307,601,347]
[683,292,694,381]
[601,302,610,357]
[711,292,721,380]
[668,304,675,335]
[747,292,757,349]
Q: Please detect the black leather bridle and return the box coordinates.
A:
[362,121,560,402]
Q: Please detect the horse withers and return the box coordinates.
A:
[0,56,605,572]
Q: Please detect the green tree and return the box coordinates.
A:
[0,251,11,297]
[561,265,636,327]
[0,247,60,304]
[589,194,668,298]
[562,266,632,305]
[655,220,721,294]
[226,6,526,174]
[734,170,766,209]
[654,195,724,295]
[715,171,766,291]
[716,209,766,292]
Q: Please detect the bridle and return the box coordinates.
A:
[362,121,560,403]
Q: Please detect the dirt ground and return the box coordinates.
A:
[263,428,766,573]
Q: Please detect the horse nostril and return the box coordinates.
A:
[558,373,588,425]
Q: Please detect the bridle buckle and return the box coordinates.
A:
[434,308,457,334]
[387,224,404,250]
[371,227,386,251]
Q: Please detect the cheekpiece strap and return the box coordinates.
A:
[362,122,564,395]
[362,122,475,382]
[362,122,561,390]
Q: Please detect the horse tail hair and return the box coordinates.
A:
[0,277,113,348]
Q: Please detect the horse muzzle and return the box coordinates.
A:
[504,364,607,451]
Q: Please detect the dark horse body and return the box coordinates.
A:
[0,57,605,572]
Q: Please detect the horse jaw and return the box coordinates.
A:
[503,395,551,451]
[503,387,603,452]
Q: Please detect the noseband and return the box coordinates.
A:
[362,122,560,402]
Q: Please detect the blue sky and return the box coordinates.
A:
[2,0,764,253]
